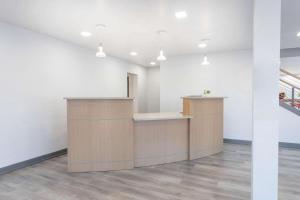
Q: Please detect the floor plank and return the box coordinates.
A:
[0,143,299,200]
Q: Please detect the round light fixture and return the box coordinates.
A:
[150,62,156,66]
[198,43,207,48]
[297,32,300,37]
[198,38,210,48]
[80,31,92,37]
[175,11,187,19]
[130,52,138,56]
[157,30,168,36]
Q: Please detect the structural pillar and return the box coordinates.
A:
[252,0,281,199]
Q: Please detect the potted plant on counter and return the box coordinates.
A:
[203,89,211,96]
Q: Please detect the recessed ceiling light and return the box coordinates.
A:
[80,31,92,37]
[175,11,187,19]
[130,52,138,56]
[297,32,300,37]
[150,62,156,66]
[198,43,207,48]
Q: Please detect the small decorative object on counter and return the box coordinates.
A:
[279,92,286,100]
[203,89,211,96]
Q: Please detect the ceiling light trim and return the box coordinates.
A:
[96,24,107,29]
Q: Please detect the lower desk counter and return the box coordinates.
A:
[133,113,191,167]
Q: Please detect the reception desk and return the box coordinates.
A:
[66,96,225,172]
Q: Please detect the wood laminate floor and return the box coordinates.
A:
[0,143,299,200]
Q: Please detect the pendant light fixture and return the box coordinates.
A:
[198,38,210,49]
[156,30,167,62]
[96,43,106,58]
[157,49,167,61]
[201,55,210,65]
[95,24,107,58]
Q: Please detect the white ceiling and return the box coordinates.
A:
[0,0,254,66]
[281,0,300,49]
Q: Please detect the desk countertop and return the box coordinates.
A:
[64,97,134,100]
[133,112,192,121]
[182,95,226,99]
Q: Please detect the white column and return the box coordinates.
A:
[252,0,281,200]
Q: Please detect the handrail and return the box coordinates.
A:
[280,79,300,90]
[279,69,300,110]
[280,79,300,107]
[280,68,300,81]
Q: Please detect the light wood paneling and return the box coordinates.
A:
[67,99,133,119]
[134,119,189,167]
[67,97,224,172]
[183,98,224,160]
[67,99,134,172]
[182,98,191,115]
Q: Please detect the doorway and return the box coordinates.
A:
[127,73,138,113]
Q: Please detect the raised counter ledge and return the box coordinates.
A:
[64,97,134,100]
[133,112,192,121]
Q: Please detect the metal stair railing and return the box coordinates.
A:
[280,69,300,115]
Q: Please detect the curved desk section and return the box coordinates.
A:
[183,96,225,160]
[133,113,191,167]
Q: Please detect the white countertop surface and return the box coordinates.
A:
[133,112,192,121]
[64,97,134,100]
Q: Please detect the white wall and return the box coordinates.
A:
[159,50,300,144]
[281,56,300,74]
[0,22,147,168]
[146,67,160,112]
[160,50,253,141]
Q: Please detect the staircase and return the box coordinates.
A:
[279,68,300,116]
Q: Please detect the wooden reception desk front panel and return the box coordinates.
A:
[183,97,224,160]
[67,98,134,172]
[134,113,190,167]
